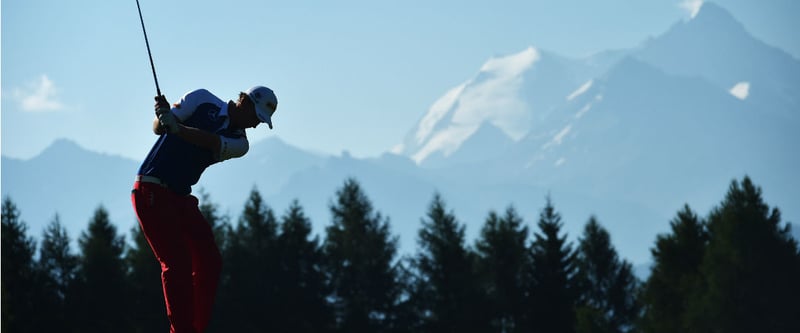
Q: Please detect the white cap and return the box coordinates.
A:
[245,86,278,129]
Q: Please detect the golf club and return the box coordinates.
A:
[135,0,161,96]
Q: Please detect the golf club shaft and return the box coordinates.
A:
[136,0,161,96]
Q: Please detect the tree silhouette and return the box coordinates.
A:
[217,187,281,332]
[74,206,131,333]
[195,188,236,333]
[575,216,639,333]
[640,204,707,333]
[475,206,532,332]
[3,174,798,332]
[1,197,38,333]
[530,196,578,333]
[325,178,402,333]
[686,176,800,332]
[37,215,80,331]
[273,200,335,332]
[197,188,231,251]
[411,193,489,333]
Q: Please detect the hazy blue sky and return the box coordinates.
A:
[2,0,798,160]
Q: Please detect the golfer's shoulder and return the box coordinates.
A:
[182,89,223,105]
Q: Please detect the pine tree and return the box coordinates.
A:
[530,196,578,333]
[325,178,401,333]
[1,197,38,333]
[475,206,532,333]
[412,193,489,333]
[575,216,639,333]
[126,224,168,333]
[37,215,80,331]
[392,258,423,333]
[195,189,234,333]
[274,200,335,332]
[640,204,707,333]
[197,188,231,251]
[686,177,800,332]
[218,187,281,332]
[73,205,131,333]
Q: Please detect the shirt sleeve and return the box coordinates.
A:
[171,89,216,122]
[218,135,249,161]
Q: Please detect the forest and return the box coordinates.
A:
[2,176,799,333]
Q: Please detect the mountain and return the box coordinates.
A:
[393,1,799,261]
[399,2,799,169]
[1,139,140,237]
[419,121,515,168]
[634,2,800,119]
[0,137,328,249]
[393,47,621,167]
[197,136,326,212]
[7,136,790,262]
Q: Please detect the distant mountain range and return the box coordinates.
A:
[2,2,798,266]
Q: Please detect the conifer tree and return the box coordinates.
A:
[475,206,532,333]
[37,215,80,331]
[195,189,234,333]
[412,193,488,333]
[74,205,131,333]
[686,177,800,332]
[640,205,707,333]
[218,187,281,332]
[197,188,231,251]
[1,197,38,333]
[274,200,335,332]
[530,196,578,333]
[325,178,401,333]
[575,216,639,333]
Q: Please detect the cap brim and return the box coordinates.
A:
[255,105,274,129]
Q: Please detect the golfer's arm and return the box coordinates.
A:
[175,125,221,153]
[151,116,221,153]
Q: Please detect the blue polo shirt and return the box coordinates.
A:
[137,89,248,195]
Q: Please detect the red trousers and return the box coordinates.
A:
[132,181,222,333]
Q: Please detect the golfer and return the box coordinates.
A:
[131,86,277,333]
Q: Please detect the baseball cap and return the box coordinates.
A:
[245,86,278,129]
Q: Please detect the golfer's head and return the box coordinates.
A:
[244,86,278,129]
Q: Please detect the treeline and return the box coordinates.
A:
[2,176,799,333]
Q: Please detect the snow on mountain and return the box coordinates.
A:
[395,47,539,164]
[395,47,621,166]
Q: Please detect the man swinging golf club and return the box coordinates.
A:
[131,86,277,333]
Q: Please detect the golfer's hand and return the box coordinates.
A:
[154,95,170,116]
[158,111,180,134]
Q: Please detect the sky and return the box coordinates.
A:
[2,0,798,161]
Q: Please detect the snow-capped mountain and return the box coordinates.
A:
[398,2,798,169]
[391,1,799,258]
[393,47,623,166]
